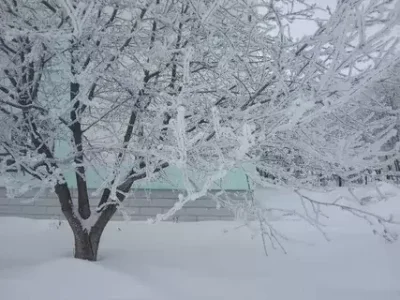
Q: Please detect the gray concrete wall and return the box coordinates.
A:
[0,188,247,222]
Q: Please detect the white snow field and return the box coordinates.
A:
[1,185,400,300]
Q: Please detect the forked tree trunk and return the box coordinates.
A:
[69,214,112,261]
[56,164,167,261]
[72,218,111,261]
[73,230,101,261]
[56,183,113,261]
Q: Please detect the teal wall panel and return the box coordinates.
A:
[55,141,248,190]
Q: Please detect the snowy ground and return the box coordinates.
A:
[1,185,400,300]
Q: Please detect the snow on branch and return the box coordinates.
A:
[0,0,399,246]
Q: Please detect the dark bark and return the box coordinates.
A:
[54,160,169,261]
[338,176,343,187]
[73,230,101,261]
[55,182,103,261]
[70,56,90,220]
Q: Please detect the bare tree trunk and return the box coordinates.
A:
[55,162,168,261]
[73,230,101,261]
[55,183,104,261]
[72,211,115,261]
[65,215,107,261]
[338,176,343,187]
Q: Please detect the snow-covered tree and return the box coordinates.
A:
[0,0,399,260]
[337,62,400,184]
